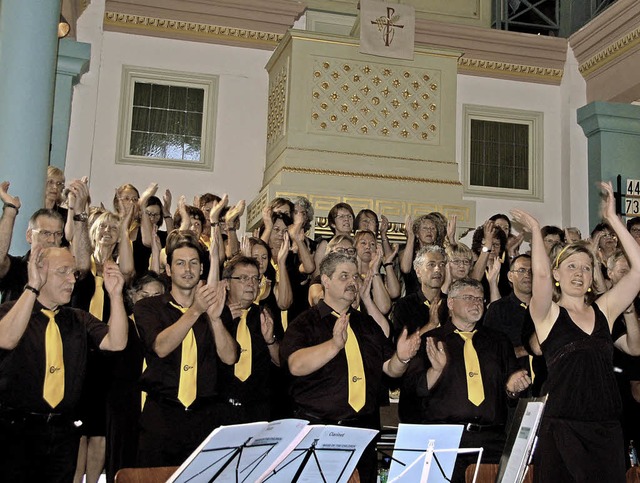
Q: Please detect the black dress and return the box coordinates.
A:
[534,304,625,482]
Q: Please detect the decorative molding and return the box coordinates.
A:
[275,166,462,185]
[577,27,640,78]
[104,12,283,47]
[286,147,457,165]
[458,57,563,81]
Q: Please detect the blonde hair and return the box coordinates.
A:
[89,211,121,247]
[325,234,355,255]
[47,166,66,205]
[549,240,597,303]
[445,242,473,262]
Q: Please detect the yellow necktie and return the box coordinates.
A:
[271,259,280,283]
[235,308,252,381]
[169,302,197,407]
[253,275,268,305]
[455,330,485,406]
[89,257,104,320]
[41,309,65,408]
[332,311,366,412]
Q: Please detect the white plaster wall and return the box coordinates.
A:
[456,73,589,236]
[66,0,272,221]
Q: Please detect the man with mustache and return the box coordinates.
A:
[0,246,127,482]
[391,245,448,422]
[134,231,238,468]
[402,278,531,483]
[281,251,420,483]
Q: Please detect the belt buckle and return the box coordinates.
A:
[466,423,480,432]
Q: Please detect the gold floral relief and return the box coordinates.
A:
[309,57,442,143]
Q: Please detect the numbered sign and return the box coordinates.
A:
[626,179,640,216]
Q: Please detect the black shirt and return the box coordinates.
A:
[218,304,274,404]
[0,300,108,414]
[0,252,29,304]
[133,293,222,401]
[390,290,448,339]
[484,292,529,370]
[403,320,519,425]
[280,300,394,421]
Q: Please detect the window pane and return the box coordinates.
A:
[469,119,529,190]
[150,84,170,109]
[133,83,151,107]
[184,136,201,161]
[131,107,149,132]
[149,108,168,134]
[185,112,203,137]
[169,86,187,111]
[187,88,204,113]
[166,110,185,135]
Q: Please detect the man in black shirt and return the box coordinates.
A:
[0,246,128,482]
[391,245,448,422]
[281,251,420,483]
[217,255,279,424]
[484,255,533,371]
[403,278,531,482]
[134,231,238,468]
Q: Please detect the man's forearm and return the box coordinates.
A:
[210,316,239,364]
[100,295,128,351]
[0,289,36,349]
[287,341,341,376]
[0,208,18,279]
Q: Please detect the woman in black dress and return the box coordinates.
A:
[511,181,640,482]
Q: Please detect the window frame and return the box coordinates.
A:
[462,104,544,201]
[116,65,219,171]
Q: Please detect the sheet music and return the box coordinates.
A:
[262,425,378,483]
[388,424,464,483]
[169,419,311,483]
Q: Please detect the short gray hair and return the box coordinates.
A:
[449,278,484,298]
[320,251,357,278]
[413,245,446,271]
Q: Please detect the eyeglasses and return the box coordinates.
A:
[630,228,640,235]
[510,268,532,275]
[452,294,485,305]
[119,196,139,203]
[32,229,64,239]
[228,275,260,284]
[335,214,353,220]
[334,247,356,256]
[449,259,471,267]
[49,267,80,279]
[46,179,65,188]
[601,233,617,239]
[145,211,162,219]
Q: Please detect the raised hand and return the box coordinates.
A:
[380,214,390,236]
[426,337,447,371]
[396,327,420,362]
[27,246,48,291]
[192,281,216,315]
[210,194,229,224]
[260,308,275,342]
[68,179,90,212]
[225,199,246,225]
[446,214,457,245]
[370,244,383,273]
[162,189,173,215]
[510,209,541,233]
[139,182,158,207]
[599,181,617,223]
[206,282,227,320]
[261,205,273,230]
[277,231,290,264]
[404,214,413,240]
[103,261,125,296]
[384,243,399,265]
[331,313,349,351]
[240,235,252,257]
[0,181,21,210]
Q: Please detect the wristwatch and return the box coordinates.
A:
[73,212,88,222]
[481,246,490,253]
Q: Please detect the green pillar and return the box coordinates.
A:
[51,38,91,170]
[577,101,640,229]
[0,0,61,255]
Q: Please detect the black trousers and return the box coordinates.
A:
[0,410,81,483]
[137,396,220,468]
